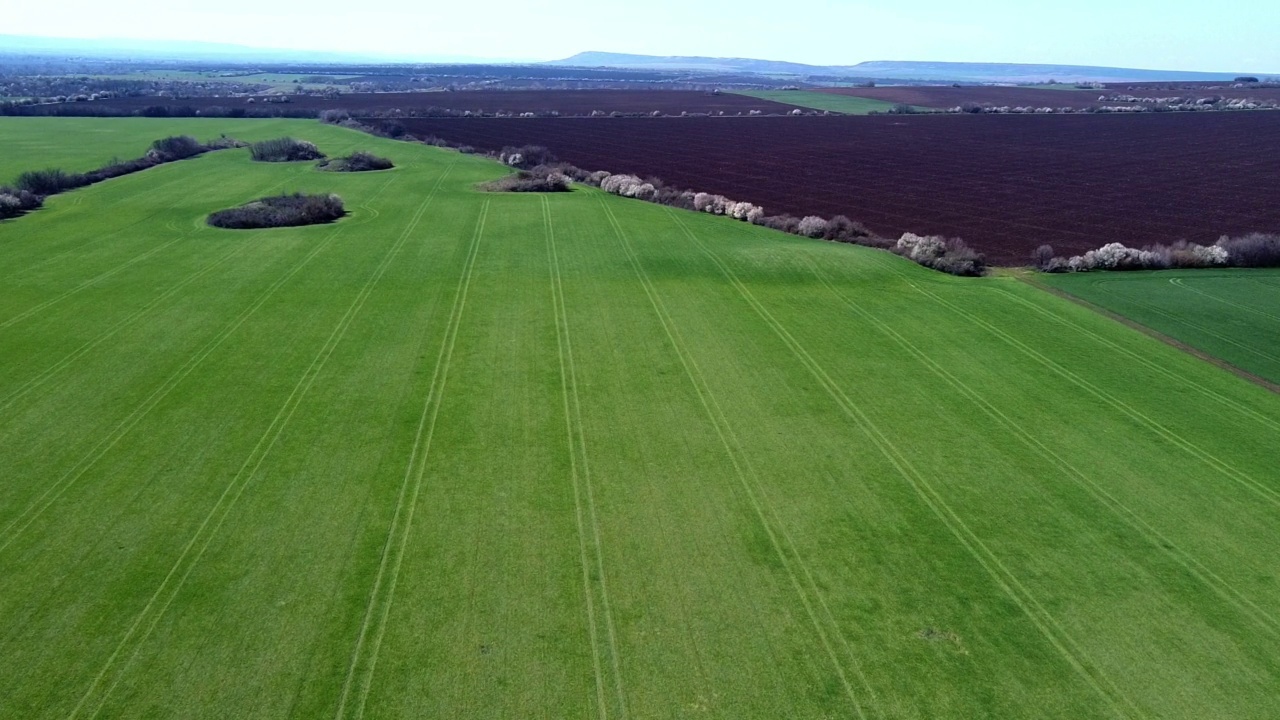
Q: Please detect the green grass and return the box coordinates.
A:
[733,90,904,114]
[0,117,353,186]
[1042,268,1280,384]
[2,117,1280,718]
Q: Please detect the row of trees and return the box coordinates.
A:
[1034,234,1280,272]
[938,98,1278,115]
[473,145,986,276]
[1,135,239,221]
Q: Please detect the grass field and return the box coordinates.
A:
[1043,268,1280,384]
[732,90,903,114]
[2,117,1279,719]
[0,117,349,183]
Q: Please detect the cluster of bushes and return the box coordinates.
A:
[1,135,234,221]
[482,170,571,193]
[207,193,346,229]
[939,98,1279,115]
[317,152,394,172]
[1034,234,1280,272]
[893,233,986,276]
[0,187,41,220]
[249,138,325,162]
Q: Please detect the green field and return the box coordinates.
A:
[2,118,1280,718]
[0,117,346,182]
[733,90,904,114]
[1043,268,1280,384]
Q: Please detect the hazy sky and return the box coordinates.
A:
[7,0,1279,71]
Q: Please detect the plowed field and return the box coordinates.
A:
[395,112,1280,265]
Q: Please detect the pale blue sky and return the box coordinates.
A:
[8,0,1279,71]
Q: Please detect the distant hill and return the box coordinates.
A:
[549,52,1266,83]
[546,52,840,76]
[849,61,1255,84]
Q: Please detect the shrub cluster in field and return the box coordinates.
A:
[481,171,571,193]
[1034,234,1280,272]
[1,135,239,221]
[249,137,325,162]
[207,193,346,230]
[317,152,394,172]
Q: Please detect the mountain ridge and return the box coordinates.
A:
[549,51,1269,83]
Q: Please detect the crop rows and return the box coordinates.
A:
[3,118,1280,718]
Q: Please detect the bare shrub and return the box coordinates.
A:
[207,193,345,229]
[499,145,555,168]
[481,170,570,193]
[1217,233,1280,267]
[318,152,394,172]
[147,135,205,161]
[1032,244,1055,270]
[823,215,869,242]
[249,138,325,162]
[0,187,41,219]
[893,233,986,276]
[15,168,86,195]
[319,109,351,124]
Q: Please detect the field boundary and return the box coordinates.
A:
[881,264,1280,511]
[1090,278,1280,367]
[1015,273,1280,395]
[1169,277,1280,323]
[799,256,1280,637]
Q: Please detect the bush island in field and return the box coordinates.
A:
[250,137,325,162]
[481,170,571,193]
[317,151,394,172]
[207,193,346,229]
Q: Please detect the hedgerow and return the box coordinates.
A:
[1,135,237,222]
[1034,235,1280,272]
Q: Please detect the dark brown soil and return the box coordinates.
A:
[393,112,1280,266]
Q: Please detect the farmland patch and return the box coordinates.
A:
[394,113,1280,265]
